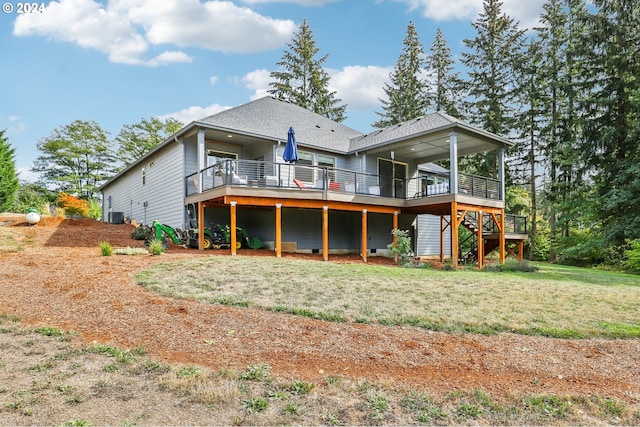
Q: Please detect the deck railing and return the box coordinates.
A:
[480,213,528,235]
[185,159,503,202]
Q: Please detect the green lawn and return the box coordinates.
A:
[135,257,640,339]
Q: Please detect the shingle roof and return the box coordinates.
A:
[195,97,512,154]
[197,97,362,153]
[349,112,464,152]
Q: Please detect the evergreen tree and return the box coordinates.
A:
[269,19,346,122]
[578,0,640,245]
[116,116,183,168]
[535,0,588,261]
[33,120,116,199]
[513,38,546,260]
[461,0,526,177]
[373,21,429,128]
[0,130,19,212]
[426,27,464,118]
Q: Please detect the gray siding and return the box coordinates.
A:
[416,214,452,257]
[102,141,185,228]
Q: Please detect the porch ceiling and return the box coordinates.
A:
[363,128,503,164]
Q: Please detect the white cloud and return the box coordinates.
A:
[13,0,297,66]
[209,76,219,86]
[145,51,193,67]
[239,65,390,112]
[329,65,391,111]
[0,115,28,133]
[159,104,231,124]
[241,0,338,5]
[390,0,545,29]
[16,167,41,183]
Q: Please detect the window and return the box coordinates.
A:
[293,152,337,184]
[207,149,238,176]
[317,154,336,182]
[295,151,314,183]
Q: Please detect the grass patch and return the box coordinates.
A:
[0,320,638,426]
[135,257,640,339]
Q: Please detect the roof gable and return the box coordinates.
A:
[198,97,362,153]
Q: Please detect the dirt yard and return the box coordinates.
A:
[1,215,639,412]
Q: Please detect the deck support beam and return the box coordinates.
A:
[393,211,399,264]
[499,209,506,264]
[361,209,368,262]
[230,201,237,256]
[198,201,204,251]
[451,201,459,267]
[275,203,282,258]
[322,206,329,261]
[477,210,484,270]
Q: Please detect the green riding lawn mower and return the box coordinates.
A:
[146,220,263,250]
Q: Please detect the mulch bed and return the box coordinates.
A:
[1,215,639,404]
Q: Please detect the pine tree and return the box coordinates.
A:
[0,130,19,212]
[534,0,588,261]
[269,19,346,122]
[578,0,640,245]
[373,21,429,128]
[461,0,526,177]
[426,28,463,118]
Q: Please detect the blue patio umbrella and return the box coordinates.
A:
[283,126,299,163]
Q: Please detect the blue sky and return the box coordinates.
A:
[1,0,545,181]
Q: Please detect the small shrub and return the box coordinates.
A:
[147,239,165,256]
[483,260,539,273]
[113,247,148,255]
[243,397,268,413]
[387,228,413,266]
[625,239,640,273]
[239,364,270,381]
[176,366,203,379]
[34,327,65,336]
[131,225,152,240]
[288,380,315,395]
[87,198,102,219]
[99,241,113,256]
[57,192,89,217]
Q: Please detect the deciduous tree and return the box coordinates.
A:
[33,120,116,199]
[116,116,183,168]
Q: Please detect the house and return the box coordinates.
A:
[100,96,527,267]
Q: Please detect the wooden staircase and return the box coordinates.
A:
[457,212,501,262]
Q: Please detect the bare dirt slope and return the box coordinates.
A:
[1,215,639,406]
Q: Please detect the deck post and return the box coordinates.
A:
[499,209,506,264]
[477,210,484,270]
[451,202,458,267]
[393,211,399,264]
[440,215,446,263]
[498,146,505,201]
[230,201,237,256]
[198,201,204,251]
[322,206,329,261]
[518,240,524,261]
[197,129,205,193]
[362,209,368,262]
[449,132,458,195]
[275,203,282,258]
